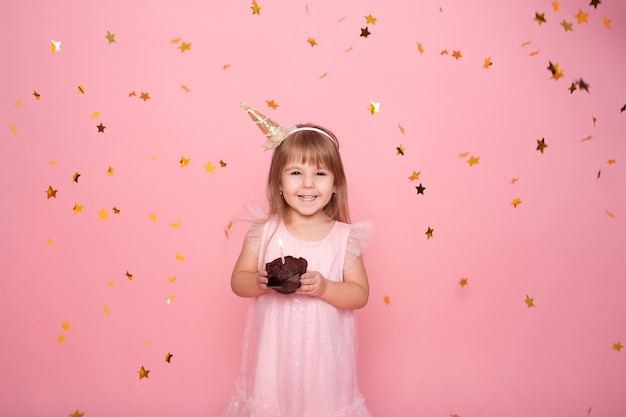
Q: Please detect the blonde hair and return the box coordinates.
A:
[266,124,350,224]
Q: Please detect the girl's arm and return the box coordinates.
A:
[231,235,270,298]
[297,255,369,310]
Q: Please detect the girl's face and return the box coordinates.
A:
[280,160,336,219]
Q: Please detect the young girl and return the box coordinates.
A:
[221,104,373,417]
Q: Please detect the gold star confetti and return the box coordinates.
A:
[467,156,480,166]
[129,91,137,97]
[524,294,535,308]
[459,278,468,287]
[13,99,22,106]
[224,220,233,238]
[57,334,66,344]
[605,209,616,219]
[125,271,133,280]
[251,0,261,15]
[510,178,519,184]
[112,206,120,214]
[69,410,84,417]
[222,63,231,70]
[10,124,17,134]
[529,49,540,57]
[178,42,191,52]
[458,151,470,158]
[149,213,157,222]
[574,9,589,24]
[510,197,522,208]
[50,40,61,53]
[165,352,174,363]
[140,92,150,101]
[408,171,420,181]
[367,101,380,114]
[180,156,190,167]
[105,30,116,44]
[552,0,560,12]
[266,100,278,109]
[360,27,371,38]
[103,305,110,315]
[319,72,328,79]
[168,276,177,283]
[97,123,106,133]
[396,145,405,156]
[425,227,434,239]
[536,138,548,153]
[97,208,109,220]
[547,61,564,80]
[365,14,377,24]
[106,280,115,287]
[90,110,100,119]
[33,90,41,100]
[46,238,53,246]
[398,124,406,134]
[219,160,227,167]
[534,12,547,25]
[142,340,152,347]
[603,17,611,29]
[61,322,70,332]
[73,203,83,214]
[166,295,177,304]
[138,366,150,379]
[416,42,425,54]
[451,50,462,60]
[72,172,81,183]
[560,19,574,31]
[175,253,185,262]
[415,183,426,195]
[440,49,449,55]
[590,0,602,9]
[46,186,58,199]
[383,295,390,306]
[106,166,114,176]
[204,161,216,173]
[580,135,593,142]
[77,85,85,94]
[307,37,317,47]
[483,57,492,68]
[169,219,182,228]
[607,159,616,165]
[613,342,623,352]
[180,84,191,92]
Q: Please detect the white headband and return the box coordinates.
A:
[283,127,336,144]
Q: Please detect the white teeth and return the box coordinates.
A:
[300,196,315,201]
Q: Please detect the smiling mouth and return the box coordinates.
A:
[299,195,316,201]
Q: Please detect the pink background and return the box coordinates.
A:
[1,0,625,416]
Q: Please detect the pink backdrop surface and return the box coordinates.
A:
[1,0,625,416]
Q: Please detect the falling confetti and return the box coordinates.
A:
[368,101,380,114]
[536,138,548,153]
[510,197,522,208]
[408,172,420,181]
[46,186,58,199]
[383,295,390,306]
[138,366,150,380]
[459,278,468,287]
[415,183,426,195]
[524,295,535,308]
[396,145,405,156]
[105,30,116,44]
[425,227,434,239]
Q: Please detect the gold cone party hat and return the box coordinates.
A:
[241,102,293,150]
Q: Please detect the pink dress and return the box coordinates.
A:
[221,216,373,417]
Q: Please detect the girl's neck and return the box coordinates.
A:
[283,211,334,241]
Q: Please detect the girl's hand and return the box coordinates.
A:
[296,271,328,298]
[258,268,269,290]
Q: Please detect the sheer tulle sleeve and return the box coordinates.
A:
[236,202,269,260]
[344,221,374,271]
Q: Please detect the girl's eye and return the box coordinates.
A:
[290,171,301,175]
[316,172,327,176]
